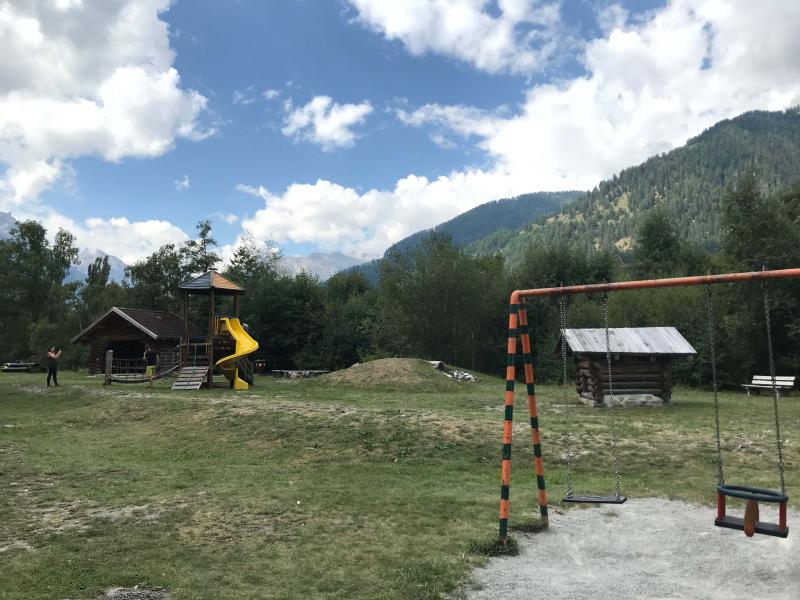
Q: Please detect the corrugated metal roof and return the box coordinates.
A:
[558,327,696,356]
[179,270,244,294]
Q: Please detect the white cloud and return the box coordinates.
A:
[282,96,374,151]
[233,86,282,106]
[174,174,190,191]
[232,88,258,106]
[474,0,800,191]
[238,0,800,260]
[347,0,564,74]
[395,103,504,143]
[78,217,189,265]
[236,169,520,261]
[217,212,238,225]
[38,211,190,265]
[0,0,208,260]
[0,0,210,204]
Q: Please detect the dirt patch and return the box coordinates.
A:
[0,540,33,553]
[318,358,461,389]
[33,501,178,535]
[179,508,297,546]
[466,498,798,600]
[99,586,168,599]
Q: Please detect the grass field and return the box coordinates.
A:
[1,369,797,599]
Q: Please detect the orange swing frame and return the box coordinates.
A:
[498,267,800,544]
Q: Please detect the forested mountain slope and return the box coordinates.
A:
[353,191,581,282]
[390,190,580,253]
[472,109,800,267]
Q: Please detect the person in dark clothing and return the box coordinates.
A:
[143,345,159,388]
[47,346,61,387]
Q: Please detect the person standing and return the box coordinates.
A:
[144,345,159,388]
[47,346,61,387]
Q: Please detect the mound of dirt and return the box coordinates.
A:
[318,358,462,389]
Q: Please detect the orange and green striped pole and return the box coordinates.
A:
[498,300,518,543]
[499,294,549,544]
[517,301,549,528]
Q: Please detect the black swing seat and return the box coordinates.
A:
[715,484,789,538]
[715,516,788,538]
[563,494,627,504]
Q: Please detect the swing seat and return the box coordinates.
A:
[715,484,788,538]
[563,494,627,504]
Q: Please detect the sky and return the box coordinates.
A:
[1,0,799,266]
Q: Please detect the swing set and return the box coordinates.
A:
[498,268,798,545]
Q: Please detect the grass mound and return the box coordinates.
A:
[318,358,461,390]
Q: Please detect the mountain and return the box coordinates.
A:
[279,252,362,280]
[477,109,800,267]
[352,191,581,283]
[67,250,129,284]
[389,191,581,254]
[0,212,17,239]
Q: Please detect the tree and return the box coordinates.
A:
[225,233,281,288]
[0,221,80,361]
[720,168,776,269]
[125,244,186,312]
[78,256,127,330]
[632,210,680,277]
[317,271,376,369]
[378,233,508,370]
[86,256,111,286]
[182,219,221,275]
[511,245,614,380]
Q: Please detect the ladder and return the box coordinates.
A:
[171,365,211,391]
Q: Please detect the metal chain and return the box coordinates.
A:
[603,294,624,499]
[705,284,725,485]
[762,282,787,494]
[560,294,574,498]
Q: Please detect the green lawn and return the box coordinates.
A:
[0,371,797,599]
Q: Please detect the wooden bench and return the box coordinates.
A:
[742,375,795,396]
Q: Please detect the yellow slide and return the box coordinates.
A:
[216,317,259,390]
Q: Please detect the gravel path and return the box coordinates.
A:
[467,498,798,600]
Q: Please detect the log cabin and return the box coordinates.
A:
[72,307,199,374]
[555,327,696,407]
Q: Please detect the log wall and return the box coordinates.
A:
[575,356,673,406]
[81,317,180,374]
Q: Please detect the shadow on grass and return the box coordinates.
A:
[510,518,549,533]
[469,537,520,557]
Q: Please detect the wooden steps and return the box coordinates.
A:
[171,366,211,390]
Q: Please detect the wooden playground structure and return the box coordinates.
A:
[173,269,258,390]
[84,270,259,390]
[498,268,799,544]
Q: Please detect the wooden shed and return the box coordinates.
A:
[556,327,696,407]
[72,307,199,374]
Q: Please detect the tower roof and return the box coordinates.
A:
[178,270,245,295]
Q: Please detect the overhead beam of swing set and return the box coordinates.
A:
[511,267,800,300]
[497,266,800,545]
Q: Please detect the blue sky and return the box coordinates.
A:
[1,1,799,265]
